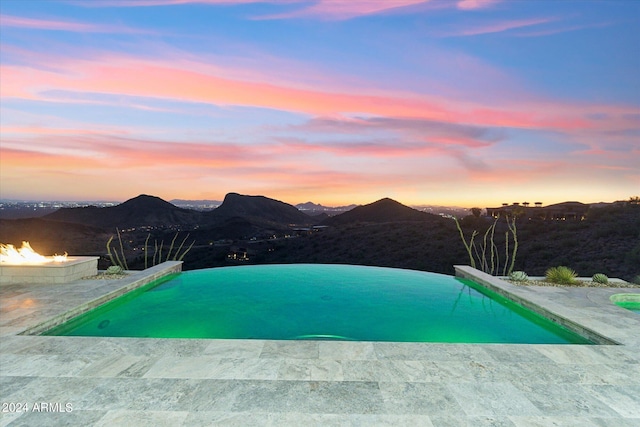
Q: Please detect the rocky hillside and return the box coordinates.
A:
[43,194,202,228]
[322,198,440,226]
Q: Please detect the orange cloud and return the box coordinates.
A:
[3,53,630,133]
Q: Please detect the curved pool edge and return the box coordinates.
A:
[18,261,183,336]
[455,265,640,346]
[610,293,640,314]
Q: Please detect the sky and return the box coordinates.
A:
[0,0,638,208]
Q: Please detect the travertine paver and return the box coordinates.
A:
[1,264,639,426]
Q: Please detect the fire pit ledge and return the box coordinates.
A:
[0,256,99,285]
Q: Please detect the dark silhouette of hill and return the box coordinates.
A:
[322,197,441,226]
[43,194,202,228]
[205,193,313,226]
[0,218,110,256]
[4,193,637,283]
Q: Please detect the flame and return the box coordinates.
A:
[0,241,68,264]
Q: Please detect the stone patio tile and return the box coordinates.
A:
[210,357,282,380]
[1,410,107,427]
[177,379,244,412]
[0,353,98,377]
[483,344,559,363]
[74,377,199,411]
[260,341,319,359]
[230,380,312,413]
[512,383,622,417]
[379,381,463,415]
[0,376,36,399]
[373,342,497,362]
[94,410,188,427]
[509,416,610,426]
[429,415,517,426]
[203,339,265,358]
[143,356,223,379]
[0,411,24,427]
[448,382,542,417]
[532,345,620,365]
[78,354,153,378]
[583,384,640,417]
[305,381,385,414]
[277,359,312,380]
[1,376,104,404]
[318,341,376,360]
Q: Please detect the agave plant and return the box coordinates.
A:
[545,266,578,285]
[592,273,608,284]
[509,271,529,282]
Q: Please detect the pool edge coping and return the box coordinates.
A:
[455,265,640,346]
[19,261,183,336]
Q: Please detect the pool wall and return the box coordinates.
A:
[454,266,620,345]
[20,261,182,336]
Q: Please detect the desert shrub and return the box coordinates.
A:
[545,266,578,285]
[509,271,529,282]
[105,265,123,275]
[592,273,608,284]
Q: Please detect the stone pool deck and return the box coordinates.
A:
[1,264,639,426]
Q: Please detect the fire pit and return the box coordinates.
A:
[0,242,98,285]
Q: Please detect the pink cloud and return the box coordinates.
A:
[70,0,283,6]
[262,1,430,20]
[457,0,500,10]
[0,14,150,34]
[445,17,557,37]
[3,52,626,133]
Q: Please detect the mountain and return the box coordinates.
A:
[0,218,110,255]
[169,199,221,209]
[206,193,313,226]
[43,194,202,229]
[321,197,441,226]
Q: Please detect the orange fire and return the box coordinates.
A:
[0,241,68,264]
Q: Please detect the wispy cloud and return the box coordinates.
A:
[67,0,281,7]
[5,50,628,133]
[515,21,612,37]
[443,16,556,37]
[456,0,500,11]
[260,0,430,21]
[0,14,151,34]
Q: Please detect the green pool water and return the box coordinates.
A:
[616,302,640,313]
[611,293,640,314]
[44,264,592,343]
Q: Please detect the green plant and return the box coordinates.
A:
[454,213,519,276]
[592,273,608,284]
[107,230,195,271]
[106,229,129,270]
[545,266,578,285]
[454,217,478,270]
[144,232,195,269]
[509,271,529,282]
[105,265,123,275]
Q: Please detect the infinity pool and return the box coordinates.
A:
[44,264,592,343]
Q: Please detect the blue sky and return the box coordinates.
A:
[1,0,638,206]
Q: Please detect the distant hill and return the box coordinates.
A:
[206,193,313,226]
[0,218,110,255]
[296,201,358,215]
[43,194,202,229]
[322,197,441,226]
[170,199,221,209]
